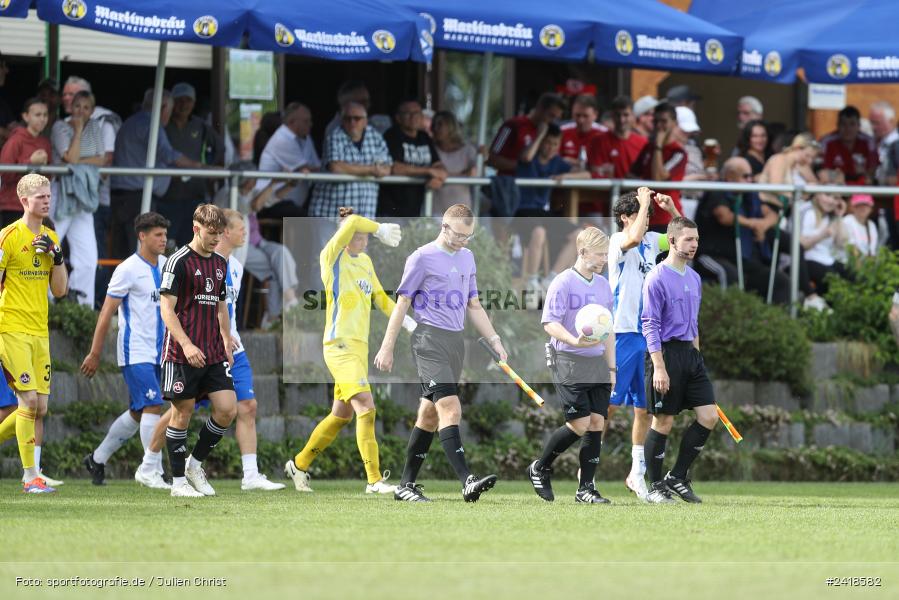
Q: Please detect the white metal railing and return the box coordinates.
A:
[3,163,896,317]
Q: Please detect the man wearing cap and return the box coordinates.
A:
[665,85,700,110]
[161,82,224,246]
[633,96,658,139]
[55,76,122,272]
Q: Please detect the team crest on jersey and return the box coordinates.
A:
[173,381,184,394]
[205,278,214,293]
[19,372,30,385]
[32,254,41,268]
[615,30,634,56]
[193,16,218,39]
[356,279,372,295]
[216,268,223,280]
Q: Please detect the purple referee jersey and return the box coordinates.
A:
[542,268,613,358]
[397,242,478,332]
[641,263,701,353]
[160,245,228,364]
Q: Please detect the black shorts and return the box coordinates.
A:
[161,360,235,401]
[552,352,611,420]
[645,341,714,415]
[410,324,465,402]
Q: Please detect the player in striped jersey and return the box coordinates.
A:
[285,207,412,494]
[80,212,170,488]
[214,209,284,490]
[159,204,236,498]
[606,187,679,500]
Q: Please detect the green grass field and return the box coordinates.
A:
[1,479,897,599]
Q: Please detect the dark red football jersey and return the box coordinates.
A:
[160,245,228,364]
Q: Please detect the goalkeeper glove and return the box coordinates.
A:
[33,234,64,266]
[402,315,418,333]
[374,222,402,247]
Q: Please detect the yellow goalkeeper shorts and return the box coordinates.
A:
[323,339,371,402]
[1,332,51,395]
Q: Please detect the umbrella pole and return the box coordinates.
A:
[734,193,744,291]
[473,52,492,217]
[141,41,168,217]
[766,198,786,305]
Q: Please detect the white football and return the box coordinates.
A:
[574,304,613,342]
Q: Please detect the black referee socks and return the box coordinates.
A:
[644,429,668,484]
[538,425,581,469]
[671,421,712,480]
[439,425,472,484]
[401,426,434,485]
[578,431,602,487]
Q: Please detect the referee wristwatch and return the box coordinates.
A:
[487,334,501,344]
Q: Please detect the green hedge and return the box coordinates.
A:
[699,285,812,395]
[800,248,899,366]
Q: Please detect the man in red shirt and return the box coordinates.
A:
[632,102,686,232]
[820,105,878,185]
[587,96,648,215]
[488,93,566,176]
[559,94,605,166]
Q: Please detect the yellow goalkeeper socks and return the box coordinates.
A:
[0,409,17,444]
[356,409,380,484]
[15,407,37,470]
[294,413,351,471]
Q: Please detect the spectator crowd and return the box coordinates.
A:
[1,47,898,319]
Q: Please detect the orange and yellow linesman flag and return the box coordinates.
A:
[716,404,743,443]
[478,338,544,407]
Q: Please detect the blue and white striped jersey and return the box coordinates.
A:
[226,256,245,355]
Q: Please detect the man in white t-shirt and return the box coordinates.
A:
[80,212,170,489]
[606,187,679,500]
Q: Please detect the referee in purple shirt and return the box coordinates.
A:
[640,217,717,504]
[375,204,507,503]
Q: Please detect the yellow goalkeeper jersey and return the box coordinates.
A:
[0,219,59,337]
[320,215,395,345]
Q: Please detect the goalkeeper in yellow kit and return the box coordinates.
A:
[0,174,68,493]
[285,207,414,494]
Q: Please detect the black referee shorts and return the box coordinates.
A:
[162,360,234,401]
[410,324,465,402]
[645,341,714,416]
[552,352,611,421]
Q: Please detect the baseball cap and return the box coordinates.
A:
[633,95,659,117]
[171,82,196,100]
[676,106,700,133]
[665,84,701,104]
[850,194,874,206]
